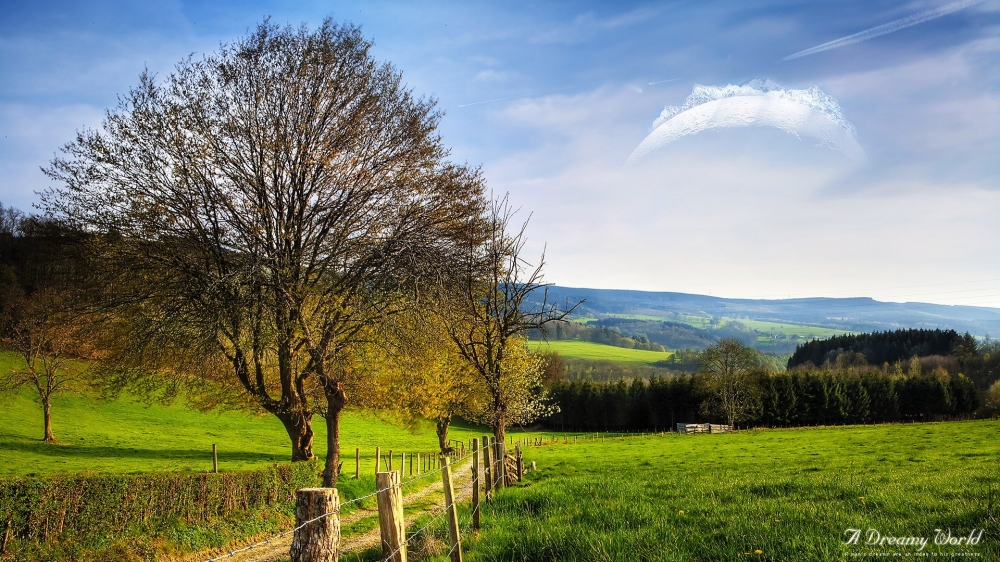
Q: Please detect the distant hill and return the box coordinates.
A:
[538,286,1000,339]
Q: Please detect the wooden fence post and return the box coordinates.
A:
[471,438,480,532]
[388,450,393,471]
[494,439,506,489]
[409,452,413,476]
[515,444,523,482]
[376,471,407,562]
[441,456,462,562]
[212,443,218,473]
[482,435,493,502]
[290,488,340,562]
[355,448,360,479]
[375,447,381,475]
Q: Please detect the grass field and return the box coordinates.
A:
[527,340,673,364]
[456,422,1000,561]
[0,351,495,477]
[587,312,850,343]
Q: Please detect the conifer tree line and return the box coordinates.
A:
[787,328,978,369]
[543,365,982,432]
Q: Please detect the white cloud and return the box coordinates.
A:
[477,79,1000,307]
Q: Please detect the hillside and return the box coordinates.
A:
[540,286,1000,337]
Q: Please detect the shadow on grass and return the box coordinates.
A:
[0,438,283,464]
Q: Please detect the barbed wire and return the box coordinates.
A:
[379,472,477,562]
[203,451,476,562]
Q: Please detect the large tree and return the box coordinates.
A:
[42,20,484,473]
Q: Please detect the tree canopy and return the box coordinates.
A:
[42,20,484,483]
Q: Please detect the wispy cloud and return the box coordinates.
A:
[782,0,985,61]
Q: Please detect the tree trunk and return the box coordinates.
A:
[436,417,452,454]
[42,397,55,443]
[322,380,348,487]
[277,410,315,462]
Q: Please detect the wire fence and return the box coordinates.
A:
[380,472,479,562]
[203,449,477,562]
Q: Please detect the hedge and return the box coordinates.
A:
[0,461,319,561]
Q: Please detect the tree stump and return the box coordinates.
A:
[290,488,340,562]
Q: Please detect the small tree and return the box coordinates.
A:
[376,311,484,455]
[698,339,762,427]
[442,196,577,450]
[984,380,1000,418]
[1,288,91,442]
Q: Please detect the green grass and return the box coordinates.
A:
[454,422,1000,561]
[527,340,673,364]
[0,351,495,477]
[734,318,850,339]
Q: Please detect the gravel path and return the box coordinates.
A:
[184,460,476,562]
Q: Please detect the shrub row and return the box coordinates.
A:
[0,461,319,560]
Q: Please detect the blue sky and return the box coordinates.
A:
[2,0,998,306]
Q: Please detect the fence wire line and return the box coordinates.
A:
[202,451,474,562]
[379,472,477,562]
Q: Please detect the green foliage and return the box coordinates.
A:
[461,421,1000,561]
[0,462,319,561]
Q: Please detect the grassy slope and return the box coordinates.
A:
[0,352,494,477]
[459,422,1000,561]
[527,340,673,364]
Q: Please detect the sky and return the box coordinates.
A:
[1,0,999,306]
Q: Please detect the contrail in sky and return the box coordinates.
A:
[648,77,684,85]
[782,0,984,61]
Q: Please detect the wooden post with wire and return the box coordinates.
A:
[212,443,218,473]
[290,488,340,562]
[515,443,523,482]
[355,448,360,479]
[376,470,407,562]
[482,435,493,502]
[494,439,506,489]
[441,455,463,562]
[375,447,381,475]
[471,438,480,532]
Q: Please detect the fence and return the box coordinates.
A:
[202,429,717,561]
[204,435,524,562]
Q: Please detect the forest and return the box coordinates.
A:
[542,363,983,432]
[787,328,979,369]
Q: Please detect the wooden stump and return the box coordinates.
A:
[376,471,407,562]
[290,488,340,562]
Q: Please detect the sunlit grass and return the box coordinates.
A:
[527,340,673,364]
[454,422,1000,561]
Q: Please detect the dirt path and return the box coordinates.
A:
[186,460,476,562]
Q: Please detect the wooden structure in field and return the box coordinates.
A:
[676,423,732,434]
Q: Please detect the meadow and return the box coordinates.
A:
[0,352,490,477]
[5,347,999,561]
[455,421,1000,561]
[526,340,673,364]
